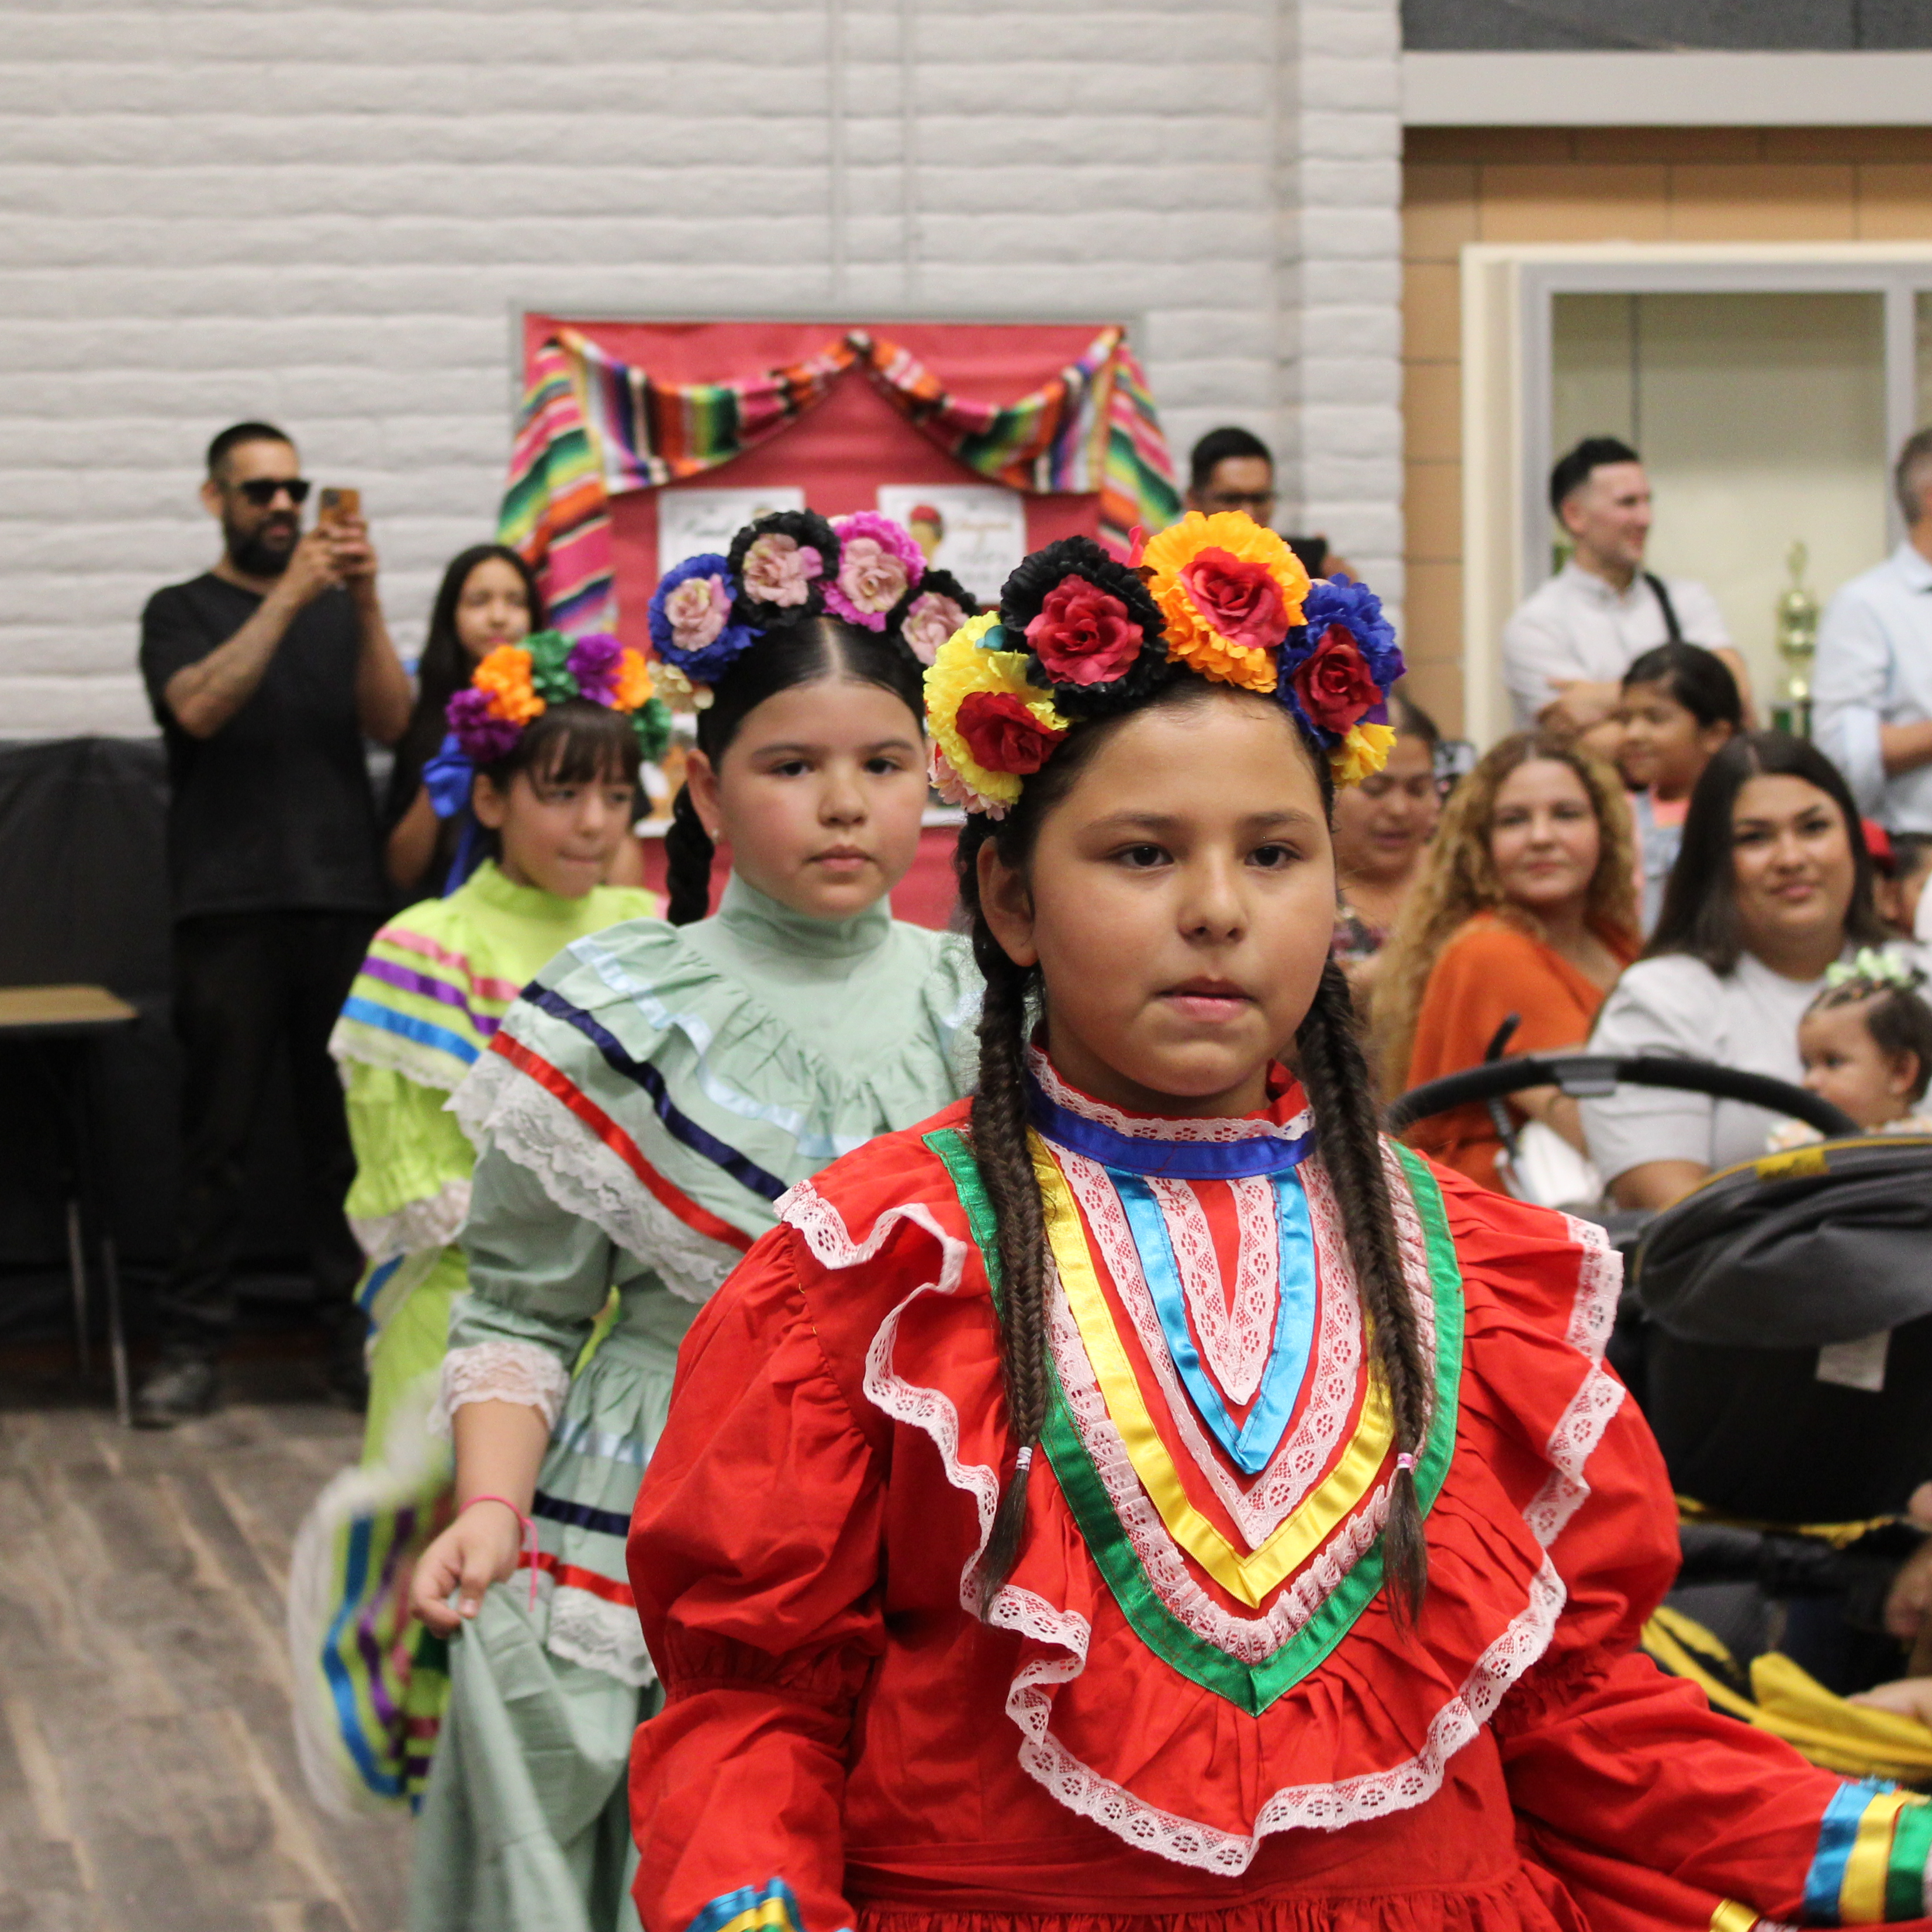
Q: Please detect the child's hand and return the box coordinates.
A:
[412,1498,527,1635]
[1850,1677,1932,1727]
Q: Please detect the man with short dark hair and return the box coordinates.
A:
[1816,428,1932,836]
[1186,425,1278,522]
[1502,437,1744,734]
[134,422,412,1425]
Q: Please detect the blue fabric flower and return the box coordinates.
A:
[647,552,759,686]
[1275,578,1406,747]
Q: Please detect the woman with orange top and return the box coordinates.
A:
[1374,733,1640,1191]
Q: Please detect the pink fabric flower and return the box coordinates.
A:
[740,534,823,607]
[825,513,925,631]
[661,573,731,651]
[901,591,969,666]
[1023,576,1141,686]
[1178,546,1287,651]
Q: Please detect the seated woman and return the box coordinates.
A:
[1615,641,1742,932]
[385,544,543,898]
[1329,692,1442,1000]
[286,637,663,1816]
[1581,730,1892,1212]
[1375,732,1640,1193]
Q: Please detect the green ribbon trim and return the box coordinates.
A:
[1886,1800,1932,1920]
[925,1129,1466,1713]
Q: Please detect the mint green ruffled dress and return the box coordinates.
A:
[412,875,977,1932]
[286,861,654,1819]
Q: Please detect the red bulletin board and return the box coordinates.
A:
[521,316,1110,649]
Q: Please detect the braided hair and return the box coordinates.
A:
[958,680,1433,1620]
[663,616,926,924]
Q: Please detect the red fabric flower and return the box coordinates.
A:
[1179,546,1287,651]
[1292,628,1382,735]
[955,692,1065,775]
[1023,576,1142,687]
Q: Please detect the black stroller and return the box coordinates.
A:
[1390,1051,1932,1781]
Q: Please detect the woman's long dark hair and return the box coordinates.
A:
[663,616,925,924]
[386,544,546,825]
[958,681,1432,1622]
[1648,728,1888,972]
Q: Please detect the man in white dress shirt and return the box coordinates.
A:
[1815,428,1932,834]
[1502,437,1746,734]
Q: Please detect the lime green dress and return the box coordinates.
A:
[410,873,977,1932]
[286,860,655,1819]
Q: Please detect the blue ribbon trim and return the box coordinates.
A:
[1111,1167,1315,1475]
[1028,1076,1313,1179]
[339,996,480,1067]
[1807,1780,1885,1925]
[525,985,789,1202]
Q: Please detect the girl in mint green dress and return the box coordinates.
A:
[406,512,979,1932]
[287,635,665,1817]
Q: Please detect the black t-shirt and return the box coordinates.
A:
[139,573,388,920]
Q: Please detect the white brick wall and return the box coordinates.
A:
[0,0,1403,737]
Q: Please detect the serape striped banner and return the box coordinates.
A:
[497,325,1181,637]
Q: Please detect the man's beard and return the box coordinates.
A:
[224,513,297,578]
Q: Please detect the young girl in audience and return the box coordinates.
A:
[404,511,976,1932]
[627,511,1932,1932]
[1615,641,1741,932]
[385,545,544,896]
[1768,951,1932,1146]
[287,641,664,1816]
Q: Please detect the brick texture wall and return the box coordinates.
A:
[0,0,1403,738]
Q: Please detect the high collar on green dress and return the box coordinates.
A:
[466,856,592,923]
[712,870,893,963]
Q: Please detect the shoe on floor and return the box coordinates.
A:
[132,1353,218,1429]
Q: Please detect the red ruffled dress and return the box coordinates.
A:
[627,1059,1932,1932]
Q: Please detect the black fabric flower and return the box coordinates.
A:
[726,509,841,631]
[997,535,1170,720]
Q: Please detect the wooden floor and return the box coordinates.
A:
[0,1349,412,1932]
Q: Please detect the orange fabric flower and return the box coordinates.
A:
[1140,511,1310,693]
[473,644,544,725]
[612,648,655,713]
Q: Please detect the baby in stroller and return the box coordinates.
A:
[1768,951,1932,1149]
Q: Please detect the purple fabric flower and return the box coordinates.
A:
[825,513,924,630]
[566,631,625,705]
[648,552,759,685]
[446,686,524,763]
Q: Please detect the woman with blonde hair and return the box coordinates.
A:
[1375,731,1641,1193]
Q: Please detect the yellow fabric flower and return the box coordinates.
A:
[1330,721,1397,787]
[924,613,1069,812]
[1140,511,1310,693]
[474,645,544,725]
[611,648,655,713]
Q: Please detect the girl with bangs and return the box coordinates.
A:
[626,515,1932,1932]
[400,513,979,1932]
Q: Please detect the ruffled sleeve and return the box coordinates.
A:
[627,1224,887,1932]
[1438,1170,1929,1927]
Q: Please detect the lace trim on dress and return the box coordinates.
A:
[330,1016,476,1094]
[1029,1048,1314,1146]
[430,1340,570,1437]
[451,1050,743,1305]
[1558,1212,1622,1364]
[542,1578,656,1688]
[1148,1174,1277,1406]
[1055,1149,1361,1546]
[348,1177,471,1267]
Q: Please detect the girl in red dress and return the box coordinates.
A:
[625,516,1932,1932]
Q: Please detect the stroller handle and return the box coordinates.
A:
[1384,1054,1860,1140]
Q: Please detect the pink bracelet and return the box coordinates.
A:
[464,1492,540,1609]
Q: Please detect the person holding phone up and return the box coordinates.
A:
[134,421,412,1426]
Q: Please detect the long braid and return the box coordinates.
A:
[1296,958,1432,1620]
[663,783,716,925]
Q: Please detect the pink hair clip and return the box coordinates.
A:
[1395,1453,1416,1473]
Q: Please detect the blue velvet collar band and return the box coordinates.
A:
[1025,1072,1315,1180]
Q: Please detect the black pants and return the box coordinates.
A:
[157,909,377,1355]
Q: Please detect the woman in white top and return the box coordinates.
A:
[1581,730,1890,1209]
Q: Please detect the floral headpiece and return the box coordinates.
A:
[924,511,1406,817]
[646,509,969,702]
[443,630,672,769]
[1823,948,1926,996]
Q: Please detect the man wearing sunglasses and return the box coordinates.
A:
[135,421,412,1426]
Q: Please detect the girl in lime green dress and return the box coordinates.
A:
[288,632,667,1816]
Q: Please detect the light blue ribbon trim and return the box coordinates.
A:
[1109,1167,1316,1476]
[551,1414,651,1468]
[566,935,866,1162]
[1807,1780,1885,1925]
[338,997,479,1066]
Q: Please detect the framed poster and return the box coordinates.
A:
[875,483,1027,606]
[656,485,805,576]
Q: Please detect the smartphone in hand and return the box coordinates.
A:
[317,486,361,528]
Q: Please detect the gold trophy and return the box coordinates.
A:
[1774,541,1819,737]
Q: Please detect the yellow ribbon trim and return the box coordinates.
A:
[1708,1901,1760,1932]
[1844,1789,1916,1924]
[1032,1134,1394,1610]
[707,1901,800,1932]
